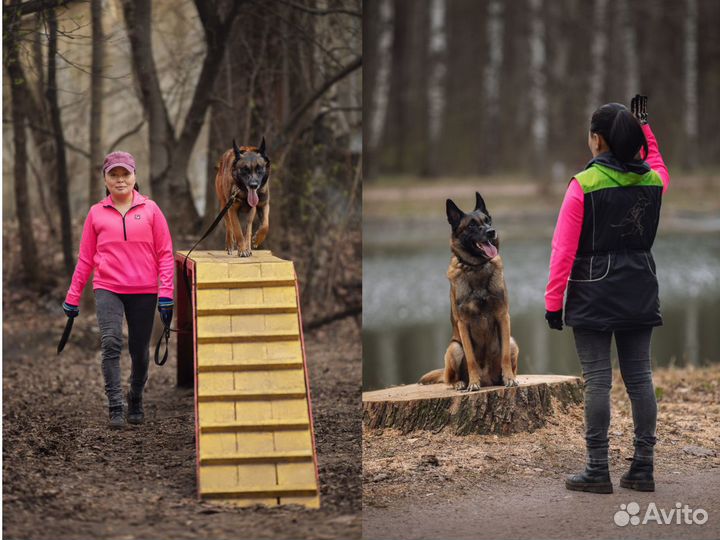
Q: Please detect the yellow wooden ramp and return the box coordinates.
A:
[177,250,320,508]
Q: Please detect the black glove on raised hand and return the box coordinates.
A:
[158,297,174,327]
[631,94,648,125]
[545,309,563,331]
[62,302,79,318]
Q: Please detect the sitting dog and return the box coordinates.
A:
[215,137,270,257]
[419,192,519,390]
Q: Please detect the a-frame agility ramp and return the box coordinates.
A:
[175,250,320,508]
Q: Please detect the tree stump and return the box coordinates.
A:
[363,375,583,435]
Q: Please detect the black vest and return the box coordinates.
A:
[565,155,664,331]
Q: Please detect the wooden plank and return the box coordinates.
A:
[202,484,318,499]
[198,390,307,402]
[196,304,297,316]
[199,419,310,433]
[197,278,296,289]
[199,450,314,465]
[197,331,299,344]
[197,359,303,372]
[362,376,584,435]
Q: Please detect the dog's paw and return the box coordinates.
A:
[251,235,259,249]
[464,381,481,392]
[502,374,519,387]
[226,248,233,255]
[453,381,467,391]
[239,249,252,258]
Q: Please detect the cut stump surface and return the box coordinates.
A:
[363,375,583,435]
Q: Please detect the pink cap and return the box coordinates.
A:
[103,151,136,175]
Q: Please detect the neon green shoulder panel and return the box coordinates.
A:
[574,164,663,194]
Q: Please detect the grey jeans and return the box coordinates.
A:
[95,289,157,408]
[573,327,657,464]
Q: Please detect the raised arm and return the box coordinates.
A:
[545,179,584,312]
[642,124,670,193]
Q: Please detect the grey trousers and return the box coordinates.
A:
[573,327,657,465]
[95,289,157,408]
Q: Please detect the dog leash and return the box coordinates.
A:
[153,187,240,366]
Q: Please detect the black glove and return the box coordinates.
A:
[62,302,79,318]
[158,297,174,327]
[631,94,648,125]
[545,310,563,331]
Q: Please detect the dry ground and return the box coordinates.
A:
[3,289,362,540]
[363,365,720,540]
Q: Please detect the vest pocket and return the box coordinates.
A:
[569,253,612,282]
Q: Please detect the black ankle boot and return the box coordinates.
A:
[108,405,125,429]
[565,461,613,494]
[620,458,654,492]
[127,391,144,425]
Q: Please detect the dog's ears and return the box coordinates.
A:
[232,139,243,161]
[474,191,490,220]
[258,136,266,156]
[446,199,464,230]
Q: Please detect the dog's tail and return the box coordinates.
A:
[418,368,444,385]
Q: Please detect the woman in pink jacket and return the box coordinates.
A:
[63,151,174,429]
[545,96,669,494]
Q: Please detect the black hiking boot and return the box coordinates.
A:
[127,391,144,425]
[109,405,125,429]
[565,461,613,494]
[620,457,655,492]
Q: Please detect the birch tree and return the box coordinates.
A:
[482,0,503,173]
[684,0,698,169]
[528,0,548,177]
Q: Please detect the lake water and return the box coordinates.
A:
[363,232,720,390]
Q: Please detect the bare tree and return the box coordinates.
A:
[423,0,445,177]
[482,0,503,173]
[684,0,698,169]
[4,4,42,286]
[88,0,103,203]
[529,0,548,179]
[120,0,245,234]
[46,7,74,276]
[587,0,608,118]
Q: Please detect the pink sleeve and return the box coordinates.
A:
[152,202,175,299]
[65,210,97,305]
[545,179,584,312]
[641,123,670,194]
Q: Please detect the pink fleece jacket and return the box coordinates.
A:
[65,190,174,305]
[544,124,670,312]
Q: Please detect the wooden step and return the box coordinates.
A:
[201,484,318,499]
[197,278,295,289]
[198,390,307,402]
[199,450,313,465]
[197,359,303,372]
[197,331,299,344]
[196,303,297,316]
[200,419,309,433]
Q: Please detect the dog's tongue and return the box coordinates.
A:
[248,188,259,208]
[480,242,498,259]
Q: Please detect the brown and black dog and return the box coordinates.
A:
[419,192,519,391]
[215,138,270,257]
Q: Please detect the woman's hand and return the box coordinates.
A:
[62,302,79,318]
[545,309,563,330]
[158,297,174,327]
[631,94,648,125]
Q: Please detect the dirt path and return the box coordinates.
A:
[362,366,720,540]
[3,294,361,540]
[364,471,720,540]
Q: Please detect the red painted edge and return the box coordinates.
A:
[294,271,321,504]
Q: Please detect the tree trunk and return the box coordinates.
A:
[684,0,699,169]
[46,8,74,276]
[587,0,608,118]
[422,0,445,177]
[363,375,584,435]
[528,0,548,185]
[5,18,41,286]
[481,0,503,173]
[89,0,104,204]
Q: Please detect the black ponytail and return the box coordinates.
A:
[590,103,648,163]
